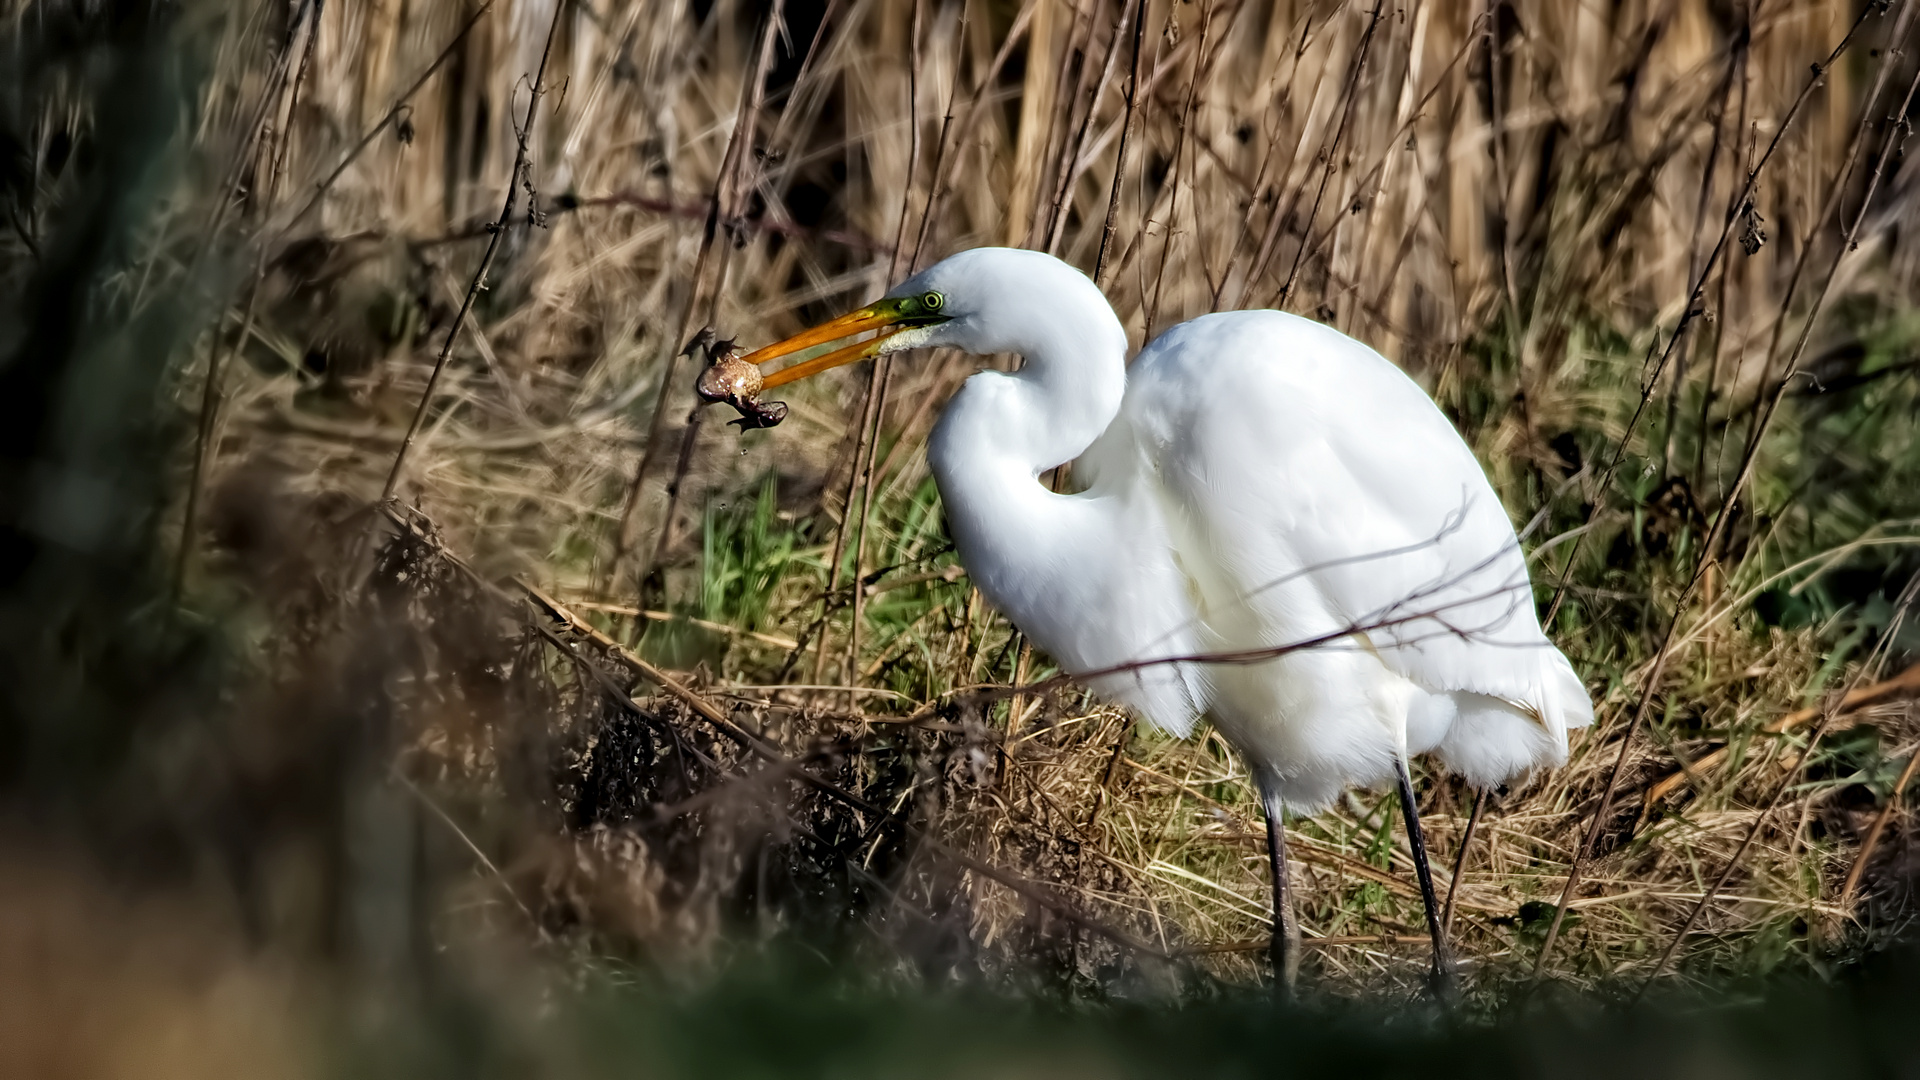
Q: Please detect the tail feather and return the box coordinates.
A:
[1546,652,1594,731]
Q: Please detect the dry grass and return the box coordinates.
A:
[11,0,1920,1005]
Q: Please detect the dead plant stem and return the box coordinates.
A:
[1274,1,1385,307]
[1093,0,1147,284]
[609,0,788,604]
[381,0,567,501]
[175,3,315,598]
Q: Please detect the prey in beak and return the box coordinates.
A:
[695,292,950,428]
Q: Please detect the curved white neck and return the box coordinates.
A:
[924,314,1128,660]
[932,318,1127,480]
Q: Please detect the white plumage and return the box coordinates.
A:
[902,249,1592,803]
[731,246,1593,988]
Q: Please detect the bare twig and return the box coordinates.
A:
[813,1,926,691]
[1539,1,1887,631]
[1093,0,1148,285]
[382,0,567,501]
[176,0,320,598]
[1043,0,1136,256]
[1441,787,1486,937]
[1145,0,1215,340]
[909,1,971,273]
[608,0,790,600]
[1715,36,1920,563]
[1273,1,1385,307]
[917,0,1037,261]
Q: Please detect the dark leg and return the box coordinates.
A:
[1395,758,1458,997]
[1440,786,1487,938]
[1259,782,1301,997]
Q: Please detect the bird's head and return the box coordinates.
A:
[725,248,1116,393]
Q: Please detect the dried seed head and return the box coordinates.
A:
[1739,205,1767,256]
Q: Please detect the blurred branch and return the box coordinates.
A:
[554,190,885,253]
[176,0,320,598]
[186,0,310,272]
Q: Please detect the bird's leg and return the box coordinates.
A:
[1440,786,1488,938]
[1395,758,1458,998]
[1258,781,1302,998]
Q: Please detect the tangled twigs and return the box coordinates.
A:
[377,503,1180,966]
[1530,2,1895,977]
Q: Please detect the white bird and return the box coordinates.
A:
[713,247,1593,991]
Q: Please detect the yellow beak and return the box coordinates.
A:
[745,306,901,390]
[738,295,949,389]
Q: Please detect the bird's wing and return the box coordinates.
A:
[1089,310,1590,733]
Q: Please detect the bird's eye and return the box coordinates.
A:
[921,291,944,311]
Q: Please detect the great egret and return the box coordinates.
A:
[707,247,1593,991]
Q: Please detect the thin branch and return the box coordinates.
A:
[910,0,973,273]
[918,0,1038,263]
[382,0,568,501]
[817,0,923,689]
[1539,0,1887,631]
[1146,0,1215,340]
[1043,0,1136,256]
[175,0,319,598]
[276,0,496,241]
[1274,1,1386,307]
[607,0,790,601]
[1441,787,1486,937]
[1094,0,1148,285]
